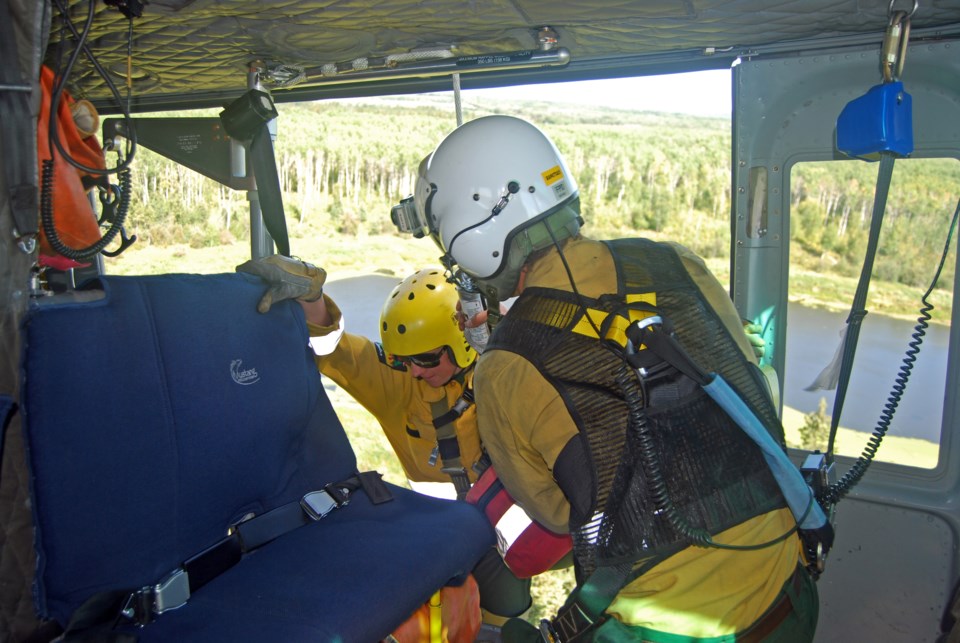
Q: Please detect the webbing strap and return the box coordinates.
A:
[825,153,895,457]
[544,563,632,642]
[429,590,443,643]
[249,125,291,257]
[0,0,39,250]
[570,293,657,345]
[61,471,391,639]
[431,388,474,498]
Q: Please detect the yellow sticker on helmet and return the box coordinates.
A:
[541,165,564,185]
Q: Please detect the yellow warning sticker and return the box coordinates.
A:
[541,165,563,185]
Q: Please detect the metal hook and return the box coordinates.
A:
[98,183,121,225]
[881,2,915,83]
[100,225,137,257]
[888,0,918,19]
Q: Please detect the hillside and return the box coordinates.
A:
[115,94,956,315]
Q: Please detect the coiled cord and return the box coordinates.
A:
[618,362,802,551]
[822,197,960,505]
[40,159,132,260]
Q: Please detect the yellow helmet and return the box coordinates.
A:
[379,268,476,368]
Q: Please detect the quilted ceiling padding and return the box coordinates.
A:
[48,0,960,111]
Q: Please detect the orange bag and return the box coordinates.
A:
[37,65,106,265]
[385,574,481,643]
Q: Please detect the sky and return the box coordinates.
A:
[463,69,732,118]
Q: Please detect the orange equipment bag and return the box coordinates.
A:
[37,64,106,267]
[385,574,481,643]
[466,465,572,579]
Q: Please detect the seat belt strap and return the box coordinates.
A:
[431,388,474,499]
[104,471,392,628]
[249,125,291,257]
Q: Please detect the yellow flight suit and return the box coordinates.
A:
[307,299,482,485]
[475,236,802,638]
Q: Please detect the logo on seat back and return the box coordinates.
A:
[230,359,260,385]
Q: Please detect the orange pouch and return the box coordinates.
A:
[37,65,106,259]
[386,574,481,643]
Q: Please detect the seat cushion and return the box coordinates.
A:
[128,486,492,642]
[19,273,494,640]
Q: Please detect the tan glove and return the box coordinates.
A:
[236,255,326,313]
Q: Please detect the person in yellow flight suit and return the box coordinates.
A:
[395,114,820,643]
[237,260,530,639]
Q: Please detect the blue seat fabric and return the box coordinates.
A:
[19,273,494,641]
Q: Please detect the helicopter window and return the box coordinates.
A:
[782,157,958,470]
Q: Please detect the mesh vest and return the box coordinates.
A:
[486,238,789,578]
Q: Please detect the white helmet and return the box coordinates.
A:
[416,115,581,300]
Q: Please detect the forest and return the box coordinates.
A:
[119,93,958,295]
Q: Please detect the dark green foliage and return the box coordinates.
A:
[119,97,957,295]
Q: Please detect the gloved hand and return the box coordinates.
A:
[743,321,766,360]
[236,255,326,314]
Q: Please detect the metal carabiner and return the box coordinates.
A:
[882,0,917,82]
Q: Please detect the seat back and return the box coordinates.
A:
[19,273,493,640]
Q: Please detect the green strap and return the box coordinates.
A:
[548,563,634,641]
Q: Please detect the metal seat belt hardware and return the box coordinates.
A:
[121,568,191,624]
[300,487,346,521]
[441,466,472,496]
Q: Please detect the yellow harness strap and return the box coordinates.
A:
[429,589,443,643]
[570,293,658,347]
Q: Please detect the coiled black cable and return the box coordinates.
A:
[40,0,140,260]
[618,360,803,551]
[40,159,132,260]
[822,197,960,506]
[617,363,714,548]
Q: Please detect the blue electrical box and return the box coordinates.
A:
[836,81,914,160]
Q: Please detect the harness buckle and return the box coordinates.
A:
[300,488,344,520]
[122,568,191,624]
[539,618,560,642]
[441,466,472,498]
[153,568,191,614]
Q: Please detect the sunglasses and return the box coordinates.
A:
[396,348,446,369]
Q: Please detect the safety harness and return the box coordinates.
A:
[430,386,476,499]
[488,238,831,642]
[60,471,392,640]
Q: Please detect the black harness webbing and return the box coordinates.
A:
[61,471,392,640]
[431,387,474,499]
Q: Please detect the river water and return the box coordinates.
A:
[325,275,951,443]
[783,303,950,443]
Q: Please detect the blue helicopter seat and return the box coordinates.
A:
[19,272,494,641]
